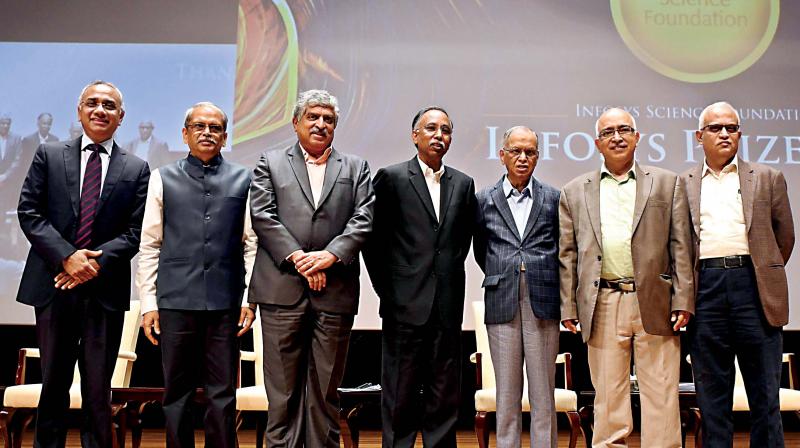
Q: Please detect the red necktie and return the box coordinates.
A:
[75,144,104,248]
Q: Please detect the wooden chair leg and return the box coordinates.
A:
[691,407,703,448]
[0,408,14,448]
[565,411,581,448]
[112,403,127,448]
[11,409,33,448]
[579,405,593,448]
[475,411,490,448]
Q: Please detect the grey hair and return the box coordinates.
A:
[0,112,11,121]
[595,107,637,136]
[37,112,53,121]
[292,89,339,125]
[502,126,538,149]
[78,80,125,112]
[698,101,740,130]
[183,102,229,131]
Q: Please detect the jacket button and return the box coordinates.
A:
[593,280,599,287]
[433,225,439,232]
[204,215,211,220]
[597,255,601,261]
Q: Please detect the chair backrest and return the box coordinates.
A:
[72,301,141,388]
[472,301,496,390]
[252,311,264,386]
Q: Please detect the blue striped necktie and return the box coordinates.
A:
[75,144,105,248]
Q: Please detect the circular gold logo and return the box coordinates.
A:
[611,0,780,83]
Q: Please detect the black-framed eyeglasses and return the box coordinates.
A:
[701,123,740,134]
[186,122,225,134]
[504,147,539,159]
[598,125,635,140]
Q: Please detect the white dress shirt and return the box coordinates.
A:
[136,169,258,314]
[0,135,8,160]
[418,156,444,222]
[133,137,151,161]
[79,135,113,195]
[699,157,750,259]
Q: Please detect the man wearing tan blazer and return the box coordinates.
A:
[681,101,794,447]
[559,108,694,448]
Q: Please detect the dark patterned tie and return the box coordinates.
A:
[75,144,104,249]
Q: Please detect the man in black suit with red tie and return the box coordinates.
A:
[16,80,150,448]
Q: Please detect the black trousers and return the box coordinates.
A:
[689,265,784,448]
[381,308,461,448]
[159,309,239,448]
[34,296,124,448]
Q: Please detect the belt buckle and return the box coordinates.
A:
[618,282,635,292]
[723,256,740,269]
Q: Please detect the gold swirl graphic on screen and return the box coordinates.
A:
[611,0,780,83]
[234,0,298,145]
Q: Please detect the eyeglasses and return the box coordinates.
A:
[504,147,539,159]
[701,123,740,134]
[598,125,635,140]
[81,99,119,111]
[416,123,452,136]
[186,122,225,134]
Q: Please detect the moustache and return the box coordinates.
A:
[311,127,328,136]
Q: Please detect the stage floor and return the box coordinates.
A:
[17,429,800,447]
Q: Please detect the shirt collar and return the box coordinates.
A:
[600,162,636,181]
[186,152,222,168]
[702,156,738,178]
[417,156,445,182]
[299,143,332,165]
[80,135,113,155]
[502,175,533,198]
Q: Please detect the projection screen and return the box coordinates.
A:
[0,1,797,330]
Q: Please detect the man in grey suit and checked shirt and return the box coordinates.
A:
[473,126,561,447]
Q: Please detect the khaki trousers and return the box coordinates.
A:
[587,288,681,448]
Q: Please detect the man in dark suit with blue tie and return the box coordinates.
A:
[16,81,150,448]
[473,126,561,447]
[365,106,476,447]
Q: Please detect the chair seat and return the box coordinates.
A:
[731,387,800,411]
[474,387,577,413]
[236,385,269,411]
[4,383,82,408]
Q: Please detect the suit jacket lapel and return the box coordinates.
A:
[583,172,602,248]
[407,158,438,223]
[437,170,455,225]
[685,164,703,238]
[521,178,544,242]
[63,138,82,218]
[631,164,652,235]
[288,143,314,208]
[490,179,521,241]
[738,157,755,233]
[96,142,126,214]
[316,148,342,210]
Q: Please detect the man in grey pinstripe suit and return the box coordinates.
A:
[474,126,561,447]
